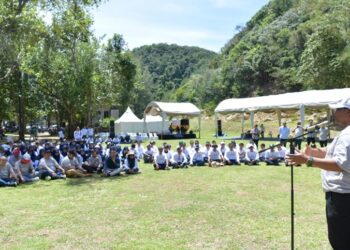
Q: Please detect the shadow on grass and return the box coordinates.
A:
[65,172,140,186]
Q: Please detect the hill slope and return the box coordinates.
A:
[132,43,217,101]
[177,0,350,111]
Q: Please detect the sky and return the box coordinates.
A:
[91,0,270,52]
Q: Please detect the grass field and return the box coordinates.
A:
[1,118,333,249]
[1,157,331,249]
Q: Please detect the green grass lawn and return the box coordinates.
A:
[0,161,331,249]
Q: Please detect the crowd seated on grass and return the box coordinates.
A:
[0,131,303,187]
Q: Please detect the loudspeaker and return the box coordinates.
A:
[109,120,115,139]
[217,120,223,136]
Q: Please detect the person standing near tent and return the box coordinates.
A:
[286,97,350,249]
[305,119,317,146]
[278,122,290,147]
[251,124,260,148]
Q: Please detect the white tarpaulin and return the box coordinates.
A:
[144,115,168,133]
[143,101,202,137]
[114,107,142,133]
[214,88,350,130]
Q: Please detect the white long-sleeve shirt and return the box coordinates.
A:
[224,149,239,161]
[190,151,204,164]
[172,153,187,164]
[155,153,167,164]
[246,150,259,161]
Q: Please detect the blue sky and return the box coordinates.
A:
[91,0,270,52]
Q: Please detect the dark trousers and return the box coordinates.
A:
[295,139,303,150]
[252,139,259,149]
[326,192,350,249]
[307,137,316,145]
[280,139,287,147]
[320,140,328,148]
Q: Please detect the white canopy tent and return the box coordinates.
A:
[214,88,350,134]
[144,115,168,133]
[143,101,202,138]
[114,107,142,133]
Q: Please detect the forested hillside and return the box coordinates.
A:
[132,44,217,101]
[176,0,350,111]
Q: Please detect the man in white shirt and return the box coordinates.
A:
[238,143,247,164]
[245,145,259,165]
[224,142,240,166]
[81,127,88,139]
[154,147,169,170]
[190,146,205,166]
[265,146,280,166]
[202,142,211,163]
[259,143,267,162]
[74,127,82,141]
[208,144,223,167]
[305,119,317,146]
[292,121,304,150]
[278,122,290,147]
[319,125,329,148]
[286,97,350,249]
[143,144,154,164]
[171,147,188,168]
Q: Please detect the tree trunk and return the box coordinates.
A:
[17,71,25,141]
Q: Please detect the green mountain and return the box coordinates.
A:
[176,0,350,112]
[132,43,217,101]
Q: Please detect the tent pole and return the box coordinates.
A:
[250,111,254,129]
[241,113,245,139]
[277,110,282,127]
[214,113,218,138]
[300,105,305,128]
[161,112,165,140]
[198,114,201,139]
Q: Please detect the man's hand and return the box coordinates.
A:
[286,152,307,165]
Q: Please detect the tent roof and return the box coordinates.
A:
[215,88,350,114]
[115,107,141,123]
[144,101,201,117]
[144,115,164,122]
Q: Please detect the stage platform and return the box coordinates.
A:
[157,133,196,140]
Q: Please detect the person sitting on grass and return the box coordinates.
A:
[202,141,211,163]
[238,143,247,165]
[143,144,154,164]
[259,143,267,162]
[208,143,224,167]
[219,141,228,156]
[8,147,21,168]
[265,145,280,166]
[181,142,191,162]
[102,146,123,177]
[276,144,288,162]
[38,149,66,180]
[245,145,259,166]
[61,150,92,178]
[85,148,103,173]
[154,147,169,170]
[190,146,205,166]
[135,141,144,161]
[224,142,240,166]
[171,146,188,168]
[0,156,18,187]
[163,144,173,162]
[123,150,140,174]
[14,153,39,183]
